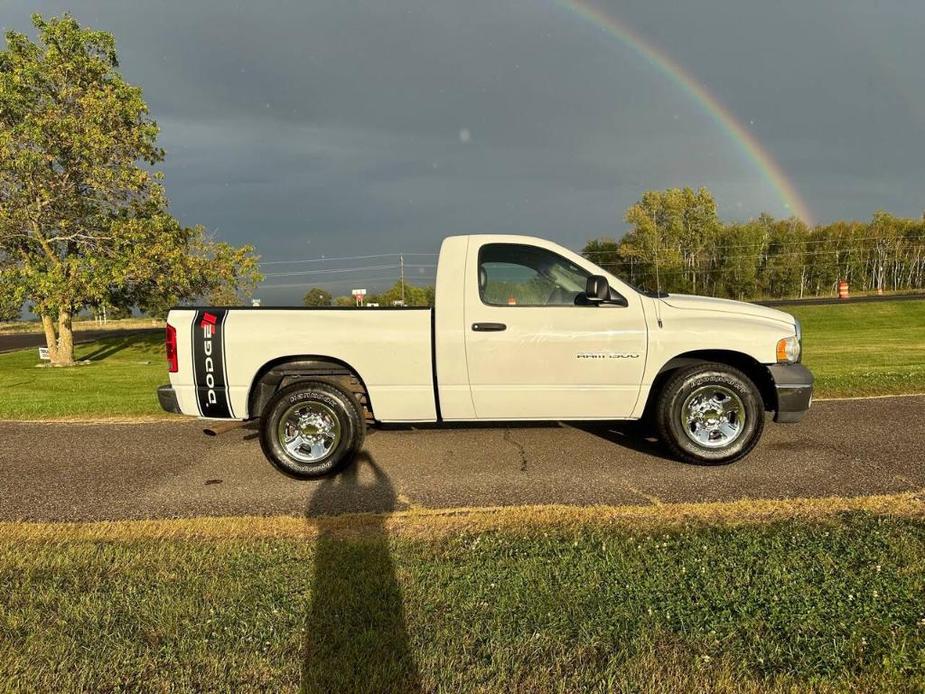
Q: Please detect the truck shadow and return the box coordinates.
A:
[376,420,561,431]
[569,421,672,460]
[379,420,676,462]
[301,453,421,693]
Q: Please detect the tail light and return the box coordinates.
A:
[165,323,178,373]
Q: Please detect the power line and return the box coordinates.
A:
[260,275,411,290]
[254,240,923,287]
[257,236,921,269]
[580,234,925,256]
[261,253,396,266]
[259,252,437,266]
[612,262,925,277]
[583,245,925,268]
[263,264,401,278]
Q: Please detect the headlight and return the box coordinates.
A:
[776,335,801,363]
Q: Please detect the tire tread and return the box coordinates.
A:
[259,379,365,479]
[655,362,765,465]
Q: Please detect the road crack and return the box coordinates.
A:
[503,428,529,473]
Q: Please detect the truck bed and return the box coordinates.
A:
[167,306,437,422]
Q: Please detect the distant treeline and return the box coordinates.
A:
[582,188,925,299]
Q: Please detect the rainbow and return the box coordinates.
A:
[553,0,814,225]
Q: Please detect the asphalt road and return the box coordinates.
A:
[2,395,923,522]
[0,328,161,354]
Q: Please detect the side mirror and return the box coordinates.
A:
[585,275,610,302]
[584,275,628,307]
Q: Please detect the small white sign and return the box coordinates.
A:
[38,347,50,361]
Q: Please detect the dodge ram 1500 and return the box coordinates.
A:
[158,234,813,478]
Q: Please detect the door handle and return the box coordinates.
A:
[472,322,507,332]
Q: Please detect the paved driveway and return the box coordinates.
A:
[1,395,922,521]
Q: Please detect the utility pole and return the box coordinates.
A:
[400,254,406,306]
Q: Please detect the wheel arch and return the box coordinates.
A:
[644,349,776,417]
[247,355,373,421]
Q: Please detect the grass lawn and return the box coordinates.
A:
[1,499,923,692]
[0,299,922,420]
[0,333,168,419]
[789,299,925,397]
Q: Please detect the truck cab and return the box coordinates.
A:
[434,235,648,420]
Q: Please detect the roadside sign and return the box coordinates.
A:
[351,289,367,297]
[38,347,50,361]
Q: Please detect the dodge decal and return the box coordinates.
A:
[192,309,234,418]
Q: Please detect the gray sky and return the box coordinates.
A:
[3,0,924,302]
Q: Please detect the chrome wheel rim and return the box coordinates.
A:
[277,401,341,464]
[681,385,746,449]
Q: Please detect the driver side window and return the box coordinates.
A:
[478,243,590,306]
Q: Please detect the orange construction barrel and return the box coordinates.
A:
[837,279,849,300]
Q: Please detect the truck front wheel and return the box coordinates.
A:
[259,380,365,479]
[655,363,765,465]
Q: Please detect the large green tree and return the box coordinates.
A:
[582,188,925,300]
[619,187,721,294]
[0,252,24,321]
[0,14,260,364]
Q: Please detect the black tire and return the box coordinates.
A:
[655,362,765,465]
[259,379,365,479]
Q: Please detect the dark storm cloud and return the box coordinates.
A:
[3,0,923,303]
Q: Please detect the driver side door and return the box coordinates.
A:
[463,241,647,420]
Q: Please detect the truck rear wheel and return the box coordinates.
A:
[259,380,365,479]
[655,363,764,465]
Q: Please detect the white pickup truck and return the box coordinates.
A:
[158,235,813,478]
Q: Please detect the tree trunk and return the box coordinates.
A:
[40,314,59,363]
[56,308,76,366]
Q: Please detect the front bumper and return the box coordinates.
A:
[767,363,814,423]
[157,384,182,414]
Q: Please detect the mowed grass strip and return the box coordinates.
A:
[0,333,169,419]
[790,299,925,397]
[5,491,923,542]
[2,500,924,692]
[0,299,922,420]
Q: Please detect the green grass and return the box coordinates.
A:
[0,333,168,419]
[2,511,923,692]
[0,299,922,420]
[790,300,925,397]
